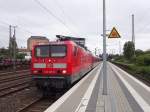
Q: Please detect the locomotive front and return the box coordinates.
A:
[31,42,72,89]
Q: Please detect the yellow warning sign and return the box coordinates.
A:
[108,27,121,38]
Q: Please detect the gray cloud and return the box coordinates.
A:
[0,0,149,53]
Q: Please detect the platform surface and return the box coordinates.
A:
[45,62,150,112]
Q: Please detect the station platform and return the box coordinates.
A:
[44,62,150,112]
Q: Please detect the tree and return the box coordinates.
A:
[16,53,26,59]
[123,41,135,60]
[0,47,9,58]
[135,49,144,56]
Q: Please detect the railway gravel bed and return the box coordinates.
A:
[0,86,65,112]
[0,66,29,73]
[0,69,29,76]
[0,73,30,84]
[0,87,41,112]
[18,92,65,112]
[0,65,97,112]
[0,68,65,112]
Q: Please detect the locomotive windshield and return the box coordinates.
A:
[36,45,49,57]
[51,45,66,57]
[35,45,66,57]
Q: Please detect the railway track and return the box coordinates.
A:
[0,86,40,112]
[17,92,64,112]
[0,69,29,76]
[0,66,51,112]
[17,98,51,112]
[0,65,29,72]
[0,78,32,97]
[0,72,30,84]
[0,69,32,97]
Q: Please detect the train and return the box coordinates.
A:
[31,35,100,90]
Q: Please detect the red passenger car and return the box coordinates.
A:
[31,36,99,90]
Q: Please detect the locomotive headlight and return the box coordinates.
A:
[33,70,38,73]
[62,70,67,74]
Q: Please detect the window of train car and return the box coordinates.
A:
[50,45,67,57]
[35,45,49,57]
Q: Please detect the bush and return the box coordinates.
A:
[16,53,26,59]
[136,55,144,65]
[136,54,150,66]
[144,54,150,66]
[130,56,136,63]
[135,49,144,56]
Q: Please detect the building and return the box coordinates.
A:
[27,36,49,51]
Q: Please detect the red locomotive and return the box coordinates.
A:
[31,35,99,90]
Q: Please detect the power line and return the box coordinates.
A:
[33,0,79,36]
[0,20,9,26]
[17,26,33,35]
[0,20,33,35]
[52,0,67,23]
[52,0,85,35]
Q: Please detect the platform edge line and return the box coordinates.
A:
[44,64,101,112]
[110,63,150,112]
[75,64,102,112]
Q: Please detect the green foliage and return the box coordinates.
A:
[16,53,26,59]
[144,50,150,54]
[136,54,150,66]
[136,55,144,65]
[113,50,150,77]
[114,55,124,61]
[0,48,9,58]
[135,49,144,56]
[123,41,135,60]
[144,54,150,65]
[114,61,150,75]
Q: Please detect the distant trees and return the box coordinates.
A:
[16,53,26,59]
[135,49,144,56]
[0,48,9,58]
[123,41,135,60]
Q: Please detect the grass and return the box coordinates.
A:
[112,61,150,82]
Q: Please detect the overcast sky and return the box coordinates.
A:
[0,0,150,54]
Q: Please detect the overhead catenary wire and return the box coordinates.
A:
[52,0,86,36]
[0,20,34,35]
[33,0,79,36]
[0,20,34,49]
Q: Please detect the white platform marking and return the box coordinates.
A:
[75,64,102,112]
[110,63,150,112]
[111,62,150,92]
[44,64,101,112]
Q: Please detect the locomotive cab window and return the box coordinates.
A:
[35,45,66,58]
[35,45,49,57]
[50,45,66,57]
